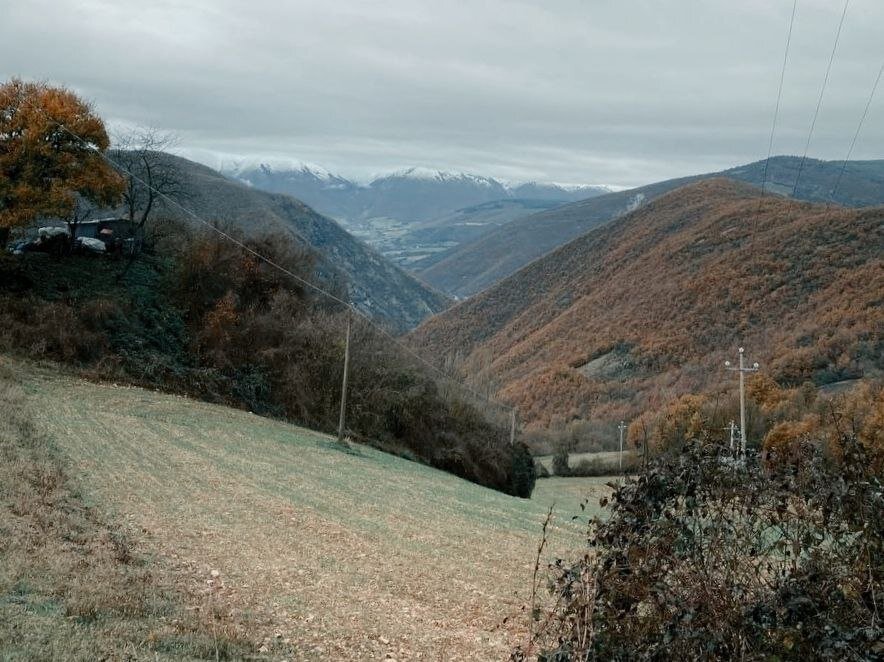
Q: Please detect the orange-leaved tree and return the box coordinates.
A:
[0,78,124,234]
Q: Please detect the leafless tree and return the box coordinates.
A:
[112,127,189,231]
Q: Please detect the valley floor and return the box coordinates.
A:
[7,358,607,660]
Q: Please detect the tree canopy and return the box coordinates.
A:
[0,78,123,229]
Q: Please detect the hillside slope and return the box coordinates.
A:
[418,157,884,297]
[403,198,568,272]
[13,360,597,659]
[151,154,450,331]
[409,179,883,427]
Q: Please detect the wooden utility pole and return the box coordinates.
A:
[509,408,517,446]
[337,314,351,443]
[618,420,627,473]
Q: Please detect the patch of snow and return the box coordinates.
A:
[187,149,338,182]
[552,182,619,193]
[505,179,625,194]
[244,158,333,181]
[373,166,499,188]
[183,149,630,193]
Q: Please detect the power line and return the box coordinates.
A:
[34,108,515,416]
[791,0,850,198]
[829,61,883,204]
[759,0,799,199]
[752,0,800,245]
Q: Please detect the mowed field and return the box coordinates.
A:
[15,362,609,660]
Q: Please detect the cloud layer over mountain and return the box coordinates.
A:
[3,1,882,186]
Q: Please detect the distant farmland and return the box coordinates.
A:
[17,363,609,660]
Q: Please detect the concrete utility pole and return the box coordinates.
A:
[722,420,737,455]
[724,347,759,459]
[337,314,351,443]
[509,408,517,446]
[618,420,627,473]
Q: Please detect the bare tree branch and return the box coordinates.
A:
[111,127,189,232]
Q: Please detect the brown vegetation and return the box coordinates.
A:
[622,372,883,476]
[0,225,534,496]
[519,432,883,660]
[0,79,123,230]
[410,179,883,432]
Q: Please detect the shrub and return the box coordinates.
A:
[551,443,571,477]
[569,457,611,477]
[509,442,538,497]
[518,437,882,660]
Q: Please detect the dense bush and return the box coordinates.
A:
[516,435,882,660]
[569,454,638,477]
[509,442,538,497]
[551,443,572,477]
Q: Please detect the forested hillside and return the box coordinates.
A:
[418,157,884,297]
[410,178,883,428]
[145,154,450,331]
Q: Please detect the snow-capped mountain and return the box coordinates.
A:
[217,159,612,225]
[509,181,612,202]
[209,157,615,270]
[217,159,362,220]
[377,166,500,188]
[363,168,511,222]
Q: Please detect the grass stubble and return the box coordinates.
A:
[1,357,607,660]
[0,359,252,660]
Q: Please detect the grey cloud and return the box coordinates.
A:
[2,0,881,186]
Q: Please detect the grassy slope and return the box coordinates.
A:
[0,361,251,661]
[11,359,605,660]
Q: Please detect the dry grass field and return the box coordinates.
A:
[6,358,610,660]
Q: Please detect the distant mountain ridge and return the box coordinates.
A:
[146,153,450,331]
[409,178,884,428]
[216,159,612,224]
[415,156,884,298]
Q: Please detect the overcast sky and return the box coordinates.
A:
[2,0,882,186]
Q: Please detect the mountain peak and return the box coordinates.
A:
[221,156,336,182]
[372,167,501,188]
